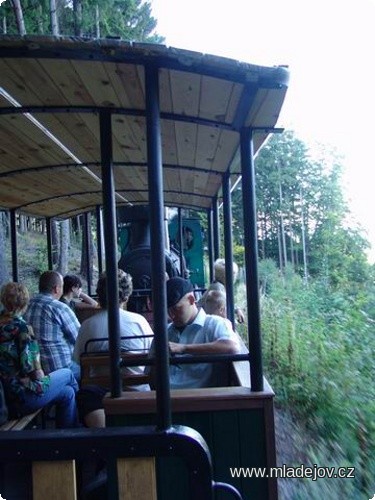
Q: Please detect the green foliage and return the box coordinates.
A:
[0,0,164,41]
[260,259,375,497]
[248,130,370,291]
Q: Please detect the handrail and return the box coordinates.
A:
[83,335,154,353]
[0,425,215,499]
[213,482,244,499]
[119,353,251,368]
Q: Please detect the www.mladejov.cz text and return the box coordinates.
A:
[230,464,355,481]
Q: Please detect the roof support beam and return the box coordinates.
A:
[99,109,122,398]
[46,217,53,270]
[207,208,214,283]
[10,209,18,282]
[96,206,103,275]
[240,127,263,392]
[212,197,220,261]
[222,174,235,327]
[145,64,171,431]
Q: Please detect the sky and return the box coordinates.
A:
[151,0,375,262]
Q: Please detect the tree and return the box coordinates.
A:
[50,0,59,35]
[57,219,70,275]
[73,0,82,36]
[80,213,95,288]
[229,130,372,290]
[9,0,25,34]
[1,0,164,42]
[51,220,59,267]
[0,212,9,285]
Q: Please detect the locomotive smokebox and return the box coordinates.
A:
[117,206,181,313]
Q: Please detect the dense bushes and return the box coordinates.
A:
[259,259,375,498]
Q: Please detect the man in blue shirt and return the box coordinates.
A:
[166,277,239,389]
[25,270,81,380]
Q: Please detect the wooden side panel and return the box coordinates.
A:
[117,457,157,500]
[32,460,77,500]
[109,406,274,500]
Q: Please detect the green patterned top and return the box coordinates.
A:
[0,312,50,405]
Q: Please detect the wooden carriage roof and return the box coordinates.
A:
[0,36,289,219]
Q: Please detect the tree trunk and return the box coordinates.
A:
[278,165,287,269]
[300,187,308,283]
[51,220,59,266]
[73,0,83,36]
[50,0,59,35]
[38,4,44,34]
[80,215,93,283]
[0,212,9,285]
[10,0,26,35]
[277,224,283,271]
[2,15,7,34]
[95,4,100,38]
[57,220,70,276]
[19,214,26,234]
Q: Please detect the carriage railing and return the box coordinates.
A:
[0,424,244,499]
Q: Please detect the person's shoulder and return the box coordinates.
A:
[81,310,106,327]
[28,293,48,304]
[203,312,229,328]
[120,309,152,327]
[54,299,80,323]
[59,296,70,306]
[52,298,72,312]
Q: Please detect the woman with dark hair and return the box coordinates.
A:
[60,274,98,312]
[0,282,79,428]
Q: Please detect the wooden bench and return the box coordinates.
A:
[80,352,150,388]
[0,407,44,431]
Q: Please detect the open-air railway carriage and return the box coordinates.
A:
[0,36,289,499]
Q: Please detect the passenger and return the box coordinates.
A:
[74,269,153,428]
[0,282,79,428]
[165,277,239,389]
[201,258,245,323]
[24,270,81,381]
[60,274,98,313]
[203,288,235,333]
[203,289,227,318]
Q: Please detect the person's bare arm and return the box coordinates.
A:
[75,291,98,309]
[169,338,239,355]
[235,307,245,324]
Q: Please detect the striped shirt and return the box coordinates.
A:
[24,293,80,373]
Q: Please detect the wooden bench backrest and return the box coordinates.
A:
[80,352,150,388]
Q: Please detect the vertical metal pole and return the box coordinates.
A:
[84,212,92,296]
[207,208,214,283]
[222,173,235,326]
[212,196,220,260]
[46,217,53,270]
[145,63,171,431]
[96,205,103,275]
[240,127,263,391]
[99,110,122,397]
[178,208,184,276]
[10,209,18,282]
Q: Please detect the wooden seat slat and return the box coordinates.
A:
[0,408,43,431]
[33,460,77,500]
[117,457,157,500]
